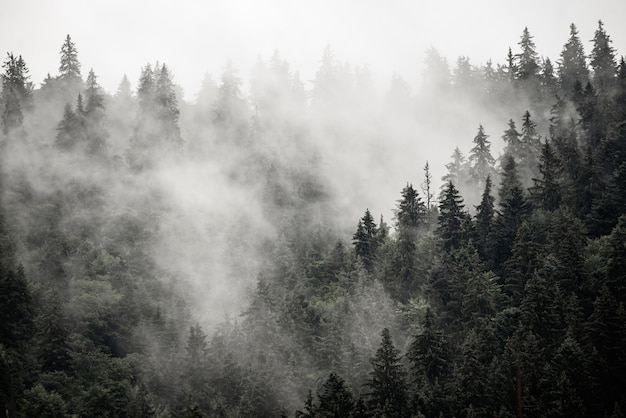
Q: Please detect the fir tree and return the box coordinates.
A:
[516,27,540,81]
[353,209,378,271]
[58,34,81,81]
[468,124,496,190]
[1,53,32,134]
[475,175,495,261]
[367,328,408,417]
[437,181,466,251]
[529,139,562,211]
[558,23,589,97]
[590,20,617,94]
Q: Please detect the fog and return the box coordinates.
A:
[1,11,621,414]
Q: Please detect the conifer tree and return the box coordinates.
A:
[367,328,408,417]
[529,139,562,211]
[437,181,466,251]
[353,209,378,271]
[502,119,523,161]
[558,24,589,97]
[516,27,540,82]
[468,124,496,190]
[59,34,81,81]
[519,110,541,182]
[475,175,495,261]
[1,53,32,134]
[441,147,467,196]
[590,20,617,94]
[316,372,354,417]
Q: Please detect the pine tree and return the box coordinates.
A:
[468,124,496,190]
[58,34,81,81]
[558,24,589,97]
[367,328,408,417]
[498,154,523,207]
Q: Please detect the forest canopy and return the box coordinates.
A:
[1,21,626,417]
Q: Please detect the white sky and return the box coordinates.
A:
[1,0,626,100]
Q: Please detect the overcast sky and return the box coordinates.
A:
[1,0,626,100]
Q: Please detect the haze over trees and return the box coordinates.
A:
[1,21,626,417]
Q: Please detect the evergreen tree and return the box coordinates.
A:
[421,161,434,217]
[468,124,496,190]
[441,147,467,197]
[590,20,617,94]
[498,154,522,206]
[515,27,540,82]
[1,53,32,134]
[367,328,408,417]
[540,57,558,99]
[519,110,541,183]
[59,34,82,81]
[84,69,104,115]
[316,372,354,417]
[154,64,182,146]
[36,291,70,372]
[437,181,466,251]
[529,139,562,211]
[353,209,378,271]
[502,119,523,161]
[558,23,589,97]
[475,175,495,261]
[395,183,427,236]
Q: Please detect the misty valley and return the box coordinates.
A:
[2,22,626,418]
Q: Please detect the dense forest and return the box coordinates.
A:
[1,21,626,417]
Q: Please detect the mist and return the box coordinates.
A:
[2,15,626,417]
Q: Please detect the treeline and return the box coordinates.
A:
[0,21,625,417]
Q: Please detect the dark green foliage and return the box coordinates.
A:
[437,181,466,251]
[367,328,408,417]
[475,175,495,261]
[559,23,589,97]
[529,139,562,211]
[590,20,617,94]
[353,209,379,271]
[0,265,34,349]
[4,22,626,418]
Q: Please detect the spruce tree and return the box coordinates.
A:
[58,34,81,81]
[475,175,495,261]
[529,139,562,211]
[558,23,589,97]
[468,124,496,190]
[516,27,540,81]
[367,328,408,417]
[590,20,617,94]
[353,209,378,271]
[1,53,32,134]
[437,181,466,251]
